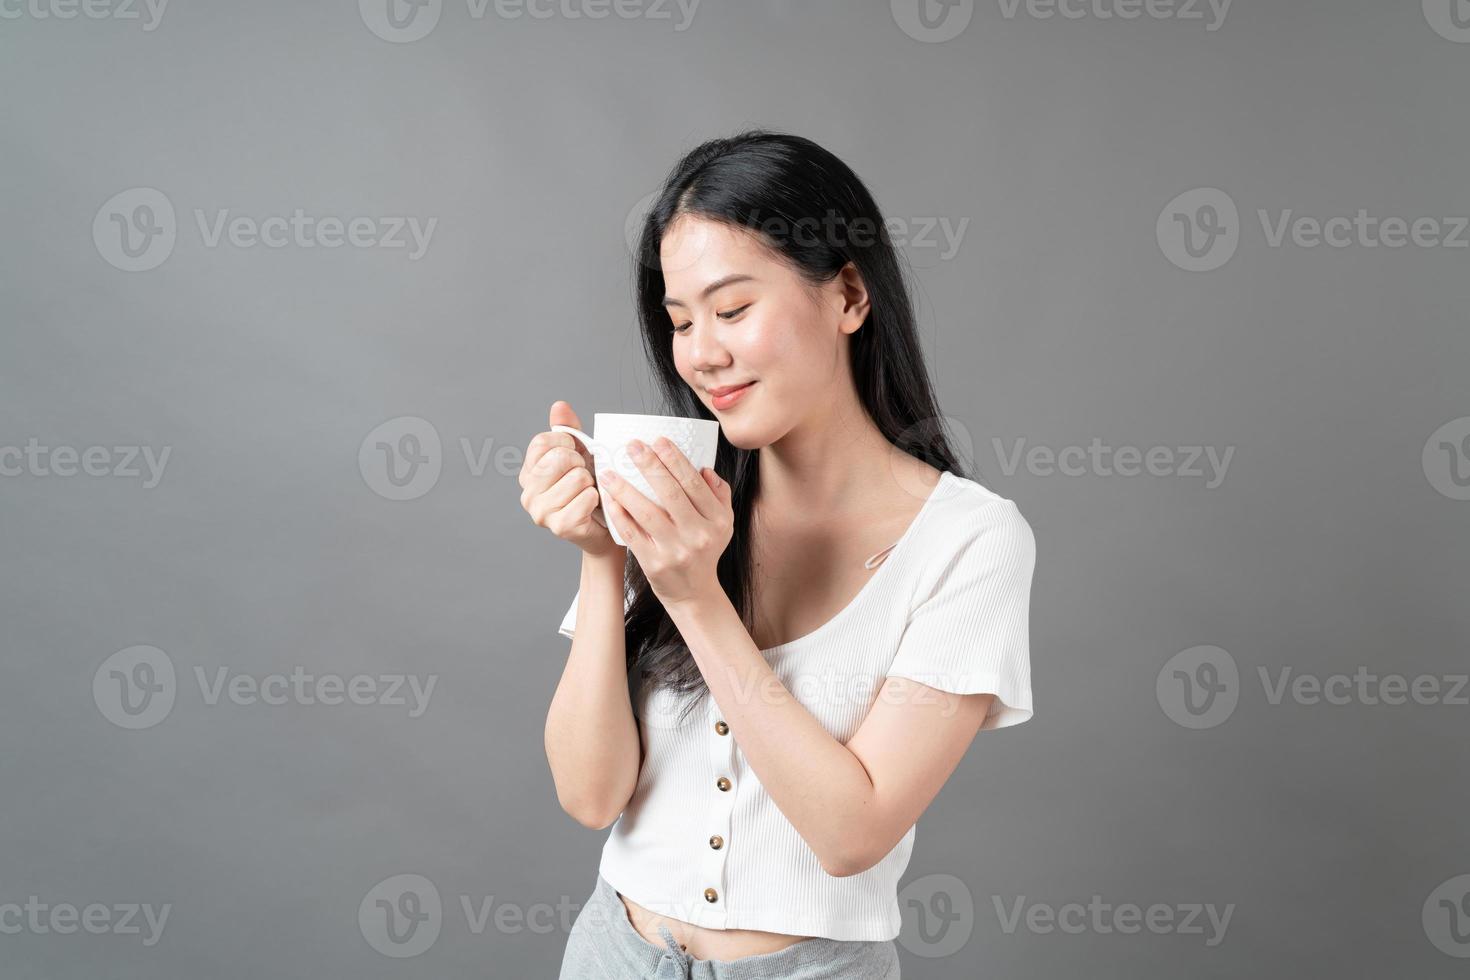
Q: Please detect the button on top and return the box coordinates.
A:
[704,887,719,903]
[716,776,732,792]
[714,720,729,735]
[709,835,724,849]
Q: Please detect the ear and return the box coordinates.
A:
[834,261,871,335]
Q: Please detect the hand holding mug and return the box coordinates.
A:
[520,401,622,558]
[598,436,733,608]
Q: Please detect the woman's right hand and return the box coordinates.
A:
[520,401,623,558]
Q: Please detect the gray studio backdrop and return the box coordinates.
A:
[2,1,1467,977]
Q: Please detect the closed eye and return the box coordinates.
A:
[673,304,750,335]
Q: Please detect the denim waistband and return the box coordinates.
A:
[582,873,899,980]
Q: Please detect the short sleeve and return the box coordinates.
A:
[884,499,1036,731]
[557,584,635,640]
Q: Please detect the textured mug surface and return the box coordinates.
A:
[551,414,720,546]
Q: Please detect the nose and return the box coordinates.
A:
[685,316,732,375]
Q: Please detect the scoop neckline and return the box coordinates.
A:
[758,470,954,655]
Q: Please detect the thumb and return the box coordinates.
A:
[549,400,583,432]
[548,400,595,472]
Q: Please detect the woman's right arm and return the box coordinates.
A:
[544,547,641,829]
[522,403,641,830]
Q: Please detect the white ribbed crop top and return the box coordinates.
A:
[555,470,1036,941]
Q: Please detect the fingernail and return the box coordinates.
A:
[600,469,618,483]
[628,441,647,458]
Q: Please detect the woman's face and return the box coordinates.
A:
[660,213,867,451]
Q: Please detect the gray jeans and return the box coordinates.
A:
[558,873,901,979]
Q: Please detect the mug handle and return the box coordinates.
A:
[550,425,610,529]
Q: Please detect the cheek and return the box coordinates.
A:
[737,313,796,370]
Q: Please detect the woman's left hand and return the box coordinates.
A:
[598,438,733,608]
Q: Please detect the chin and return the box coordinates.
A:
[715,418,772,452]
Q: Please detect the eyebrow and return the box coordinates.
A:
[662,274,757,309]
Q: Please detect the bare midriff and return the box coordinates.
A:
[617,891,815,960]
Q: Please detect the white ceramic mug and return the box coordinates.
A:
[551,413,721,547]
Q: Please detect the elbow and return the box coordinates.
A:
[558,792,623,831]
[819,845,882,879]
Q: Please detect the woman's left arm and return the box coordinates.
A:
[668,595,995,877]
[597,436,998,878]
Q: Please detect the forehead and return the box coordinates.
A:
[659,214,779,287]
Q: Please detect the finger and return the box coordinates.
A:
[702,466,730,504]
[601,482,649,546]
[626,440,702,526]
[547,483,602,535]
[646,438,723,522]
[601,469,673,543]
[524,436,584,492]
[528,465,596,524]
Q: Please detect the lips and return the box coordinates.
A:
[706,382,756,397]
[709,380,756,410]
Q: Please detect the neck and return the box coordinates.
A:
[755,398,913,522]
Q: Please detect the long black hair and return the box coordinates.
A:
[619,129,971,720]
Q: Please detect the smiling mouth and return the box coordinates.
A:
[709,381,756,408]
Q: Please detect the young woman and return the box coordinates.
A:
[522,130,1036,979]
